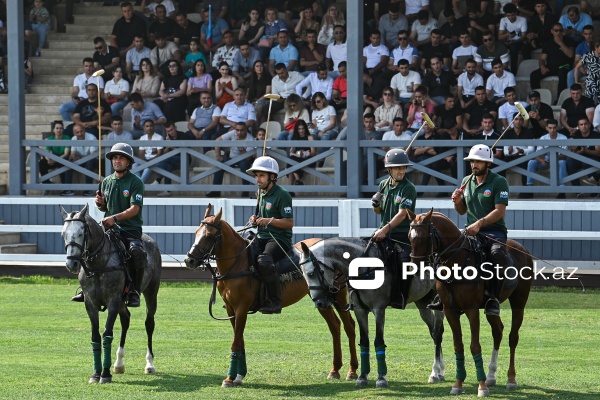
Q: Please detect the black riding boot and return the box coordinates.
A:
[485,245,509,316]
[260,276,282,314]
[484,279,503,316]
[127,242,146,308]
[71,287,85,302]
[427,294,443,311]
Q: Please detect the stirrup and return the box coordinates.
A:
[484,298,500,316]
[127,291,141,308]
[389,293,405,309]
[259,301,281,314]
[426,295,443,311]
[71,289,85,302]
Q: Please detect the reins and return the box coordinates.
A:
[64,216,116,277]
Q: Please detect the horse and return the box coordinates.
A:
[60,204,162,384]
[299,237,446,388]
[183,204,358,388]
[407,208,533,397]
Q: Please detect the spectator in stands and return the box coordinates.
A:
[148,4,177,45]
[200,7,230,55]
[475,113,503,160]
[382,117,412,151]
[379,3,409,50]
[259,7,288,61]
[296,63,334,101]
[183,39,207,77]
[136,119,164,183]
[294,5,320,49]
[59,58,104,123]
[268,29,299,76]
[69,123,98,195]
[214,61,237,109]
[374,87,403,132]
[72,83,112,139]
[309,91,338,140]
[220,87,256,132]
[24,52,33,94]
[132,58,160,100]
[560,84,596,137]
[289,120,316,189]
[566,117,600,198]
[126,35,152,78]
[434,95,463,136]
[151,32,182,78]
[299,29,326,76]
[409,10,437,50]
[110,2,147,59]
[155,60,188,123]
[474,31,510,79]
[362,71,387,109]
[405,0,430,23]
[141,0,176,19]
[325,24,347,78]
[39,120,72,196]
[201,0,229,20]
[412,121,441,193]
[128,92,167,139]
[451,31,477,76]
[186,59,213,118]
[525,119,568,198]
[466,6,496,46]
[498,87,527,129]
[559,6,593,45]
[525,90,554,138]
[391,58,422,107]
[486,58,516,104]
[406,86,436,132]
[463,86,499,136]
[156,121,195,197]
[247,60,271,124]
[435,119,462,184]
[188,90,221,148]
[569,25,594,88]
[318,3,345,45]
[388,30,419,74]
[363,30,390,80]
[337,110,381,142]
[29,0,50,57]
[232,40,261,86]
[211,30,238,71]
[93,37,120,83]
[419,29,451,73]
[530,23,575,96]
[594,103,600,132]
[574,40,600,104]
[107,115,134,141]
[501,111,534,194]
[457,58,484,109]
[104,67,130,117]
[498,3,527,74]
[271,62,304,113]
[424,56,457,105]
[439,8,468,51]
[238,8,264,47]
[523,0,556,60]
[331,61,347,110]
[207,121,256,198]
[580,0,600,19]
[277,94,311,141]
[174,12,200,53]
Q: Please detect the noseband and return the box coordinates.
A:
[64,217,106,275]
[409,220,470,266]
[301,255,342,302]
[186,220,222,267]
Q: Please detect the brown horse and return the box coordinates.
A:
[184,204,358,388]
[407,209,533,397]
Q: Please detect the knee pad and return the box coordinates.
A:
[129,240,147,269]
[490,244,510,268]
[256,253,275,275]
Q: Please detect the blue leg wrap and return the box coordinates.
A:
[360,345,371,376]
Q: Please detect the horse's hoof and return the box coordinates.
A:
[428,375,440,383]
[327,371,341,380]
[478,389,490,397]
[356,377,368,387]
[375,377,388,389]
[114,365,125,374]
[450,387,465,395]
[486,378,496,387]
[99,376,112,384]
[438,375,446,382]
[233,374,244,386]
[145,367,156,374]
[222,378,234,388]
[506,382,518,390]
[346,371,358,381]
[89,372,101,384]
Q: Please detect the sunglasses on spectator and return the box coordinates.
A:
[95,46,103,50]
[383,92,393,96]
[483,37,493,42]
[334,31,344,34]
[398,36,408,40]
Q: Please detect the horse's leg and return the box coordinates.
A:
[317,308,343,380]
[415,298,446,383]
[85,302,102,384]
[99,300,121,384]
[464,308,488,397]
[334,301,358,381]
[143,280,159,374]
[223,308,248,388]
[484,314,504,387]
[372,307,388,389]
[444,309,466,395]
[506,301,526,389]
[113,306,131,374]
[353,305,371,387]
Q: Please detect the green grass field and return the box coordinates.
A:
[0,276,598,399]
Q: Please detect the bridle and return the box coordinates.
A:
[63,216,107,277]
[409,219,470,268]
[186,220,222,269]
[300,253,344,305]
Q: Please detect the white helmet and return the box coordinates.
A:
[464,144,493,163]
[247,156,279,176]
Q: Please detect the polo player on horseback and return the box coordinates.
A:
[71,143,147,307]
[247,156,294,314]
[371,149,417,309]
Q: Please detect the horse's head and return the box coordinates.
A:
[408,208,435,262]
[60,204,91,274]
[185,204,223,269]
[299,241,337,310]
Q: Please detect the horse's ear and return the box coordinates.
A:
[214,208,223,224]
[300,242,310,257]
[59,205,68,220]
[204,204,212,219]
[406,209,416,220]
[424,208,434,223]
[80,203,89,218]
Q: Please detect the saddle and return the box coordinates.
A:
[246,231,302,276]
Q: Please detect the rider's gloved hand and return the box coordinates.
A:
[371,192,383,208]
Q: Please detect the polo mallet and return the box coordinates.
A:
[458,102,529,192]
[261,93,281,156]
[92,69,105,185]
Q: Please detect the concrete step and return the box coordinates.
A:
[30,57,84,66]
[49,40,109,50]
[0,243,38,254]
[66,24,114,34]
[73,4,122,16]
[29,84,71,94]
[34,74,79,85]
[48,33,111,41]
[0,124,50,135]
[0,232,20,245]
[32,49,94,59]
[0,94,72,105]
[74,15,121,25]
[0,114,59,124]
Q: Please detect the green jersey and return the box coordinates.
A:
[257,183,293,245]
[378,177,417,240]
[46,134,72,156]
[101,171,144,236]
[462,170,509,234]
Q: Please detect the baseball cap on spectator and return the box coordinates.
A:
[528,91,540,99]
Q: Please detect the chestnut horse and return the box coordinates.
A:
[408,209,533,397]
[184,204,358,388]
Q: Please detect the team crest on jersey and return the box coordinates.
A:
[483,189,492,197]
[499,191,508,199]
[135,194,143,201]
[283,206,292,215]
[266,202,272,210]
[394,195,402,204]
[123,189,130,197]
[403,198,413,207]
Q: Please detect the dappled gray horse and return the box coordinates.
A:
[60,204,162,383]
[300,238,445,389]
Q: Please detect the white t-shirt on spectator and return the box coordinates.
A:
[406,0,429,15]
[326,41,347,71]
[312,106,337,131]
[139,133,164,160]
[499,16,528,41]
[74,74,105,99]
[411,18,437,42]
[485,71,516,97]
[390,70,422,99]
[363,44,390,69]
[105,79,130,96]
[457,72,484,96]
